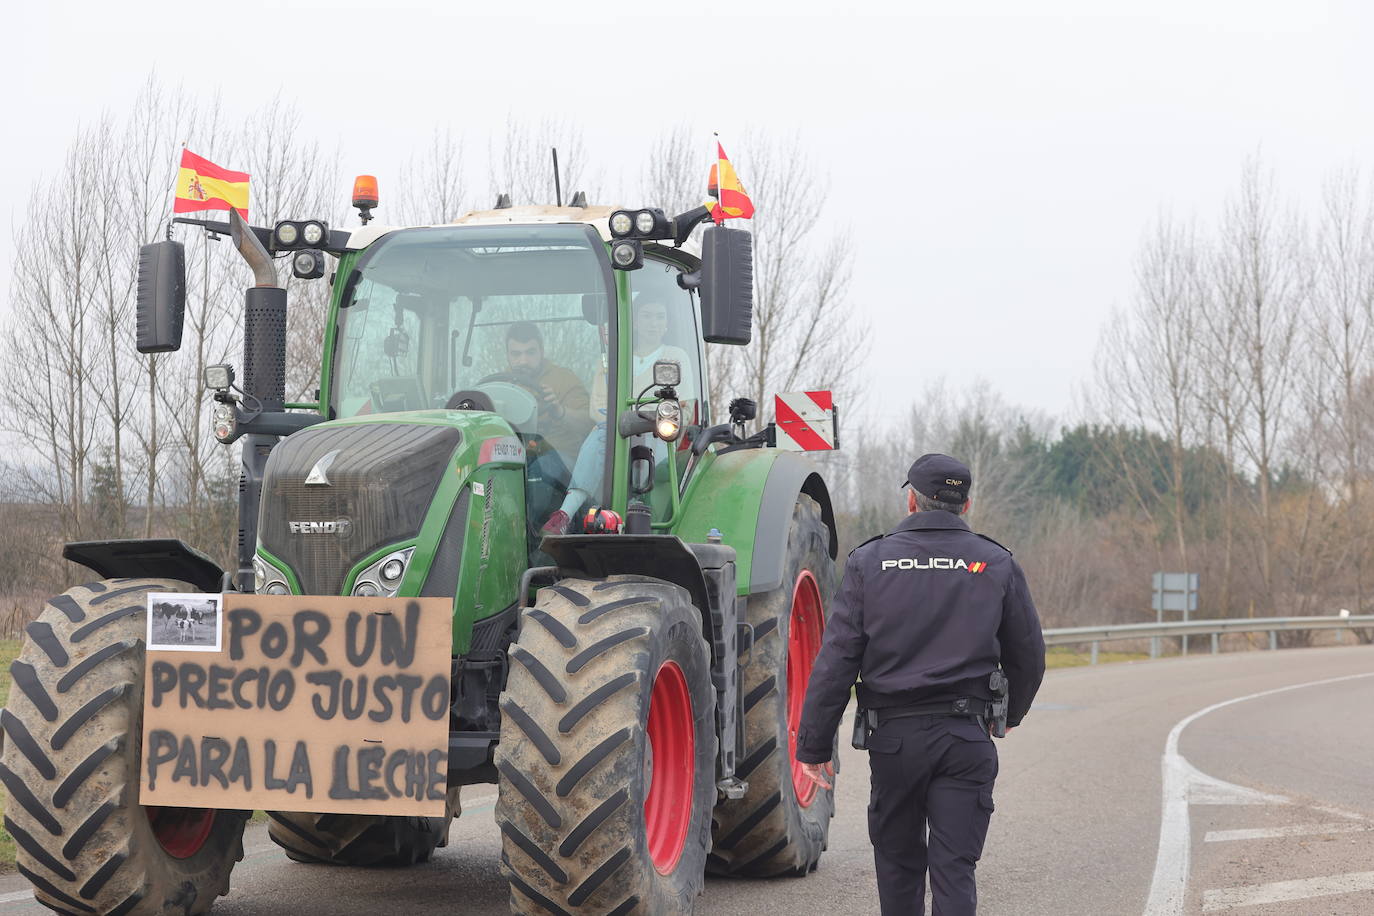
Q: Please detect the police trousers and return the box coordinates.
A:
[866,714,998,916]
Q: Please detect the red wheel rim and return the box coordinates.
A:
[787,570,825,807]
[146,806,216,858]
[644,660,694,875]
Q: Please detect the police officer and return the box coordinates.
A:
[795,453,1046,915]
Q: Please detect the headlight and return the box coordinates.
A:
[609,211,634,237]
[610,239,642,270]
[635,209,656,235]
[275,222,299,247]
[301,221,326,245]
[292,250,325,280]
[655,398,682,442]
[352,547,415,598]
[255,556,292,595]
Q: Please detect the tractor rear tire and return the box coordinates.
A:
[0,578,249,916]
[496,575,716,914]
[266,796,457,867]
[707,494,838,877]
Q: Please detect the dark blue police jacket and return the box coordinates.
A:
[795,510,1046,765]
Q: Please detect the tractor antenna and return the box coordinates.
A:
[551,147,563,207]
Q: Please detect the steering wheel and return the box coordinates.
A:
[476,370,542,393]
[448,372,541,430]
[445,390,495,411]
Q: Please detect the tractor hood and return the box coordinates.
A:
[256,410,524,596]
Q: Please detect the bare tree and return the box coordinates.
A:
[702,133,868,421]
[641,125,704,215]
[1196,254,1246,617]
[1092,216,1203,569]
[122,76,204,536]
[1,128,111,542]
[490,116,593,207]
[394,128,467,225]
[1310,169,1374,615]
[1213,159,1308,614]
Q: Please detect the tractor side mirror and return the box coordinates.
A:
[699,226,753,345]
[136,240,187,353]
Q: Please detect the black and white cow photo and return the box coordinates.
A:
[146,593,222,651]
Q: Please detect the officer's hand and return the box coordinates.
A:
[801,761,833,791]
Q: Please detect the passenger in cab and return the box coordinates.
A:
[540,299,692,534]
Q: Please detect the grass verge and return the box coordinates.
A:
[0,637,21,870]
[1046,645,1149,668]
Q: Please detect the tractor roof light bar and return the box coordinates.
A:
[608,205,713,247]
[171,214,350,256]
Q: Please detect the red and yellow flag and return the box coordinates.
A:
[705,140,754,223]
[174,149,250,218]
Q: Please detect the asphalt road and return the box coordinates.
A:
[1,644,1370,915]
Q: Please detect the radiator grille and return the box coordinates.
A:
[258,423,462,595]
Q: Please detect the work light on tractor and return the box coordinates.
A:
[272,218,328,251]
[204,363,234,392]
[291,249,325,279]
[0,164,847,916]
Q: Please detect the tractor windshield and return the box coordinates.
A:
[330,224,614,468]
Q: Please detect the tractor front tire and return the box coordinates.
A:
[0,578,248,916]
[708,494,838,877]
[496,575,716,914]
[266,791,459,866]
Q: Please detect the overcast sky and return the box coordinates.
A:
[7,0,1374,427]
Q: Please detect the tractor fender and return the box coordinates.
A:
[539,534,712,625]
[63,539,225,593]
[673,449,838,595]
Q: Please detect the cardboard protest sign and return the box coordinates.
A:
[140,594,452,816]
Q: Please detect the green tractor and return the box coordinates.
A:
[0,188,841,914]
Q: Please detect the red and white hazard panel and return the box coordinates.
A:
[774,391,836,451]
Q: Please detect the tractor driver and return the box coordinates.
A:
[504,322,592,462]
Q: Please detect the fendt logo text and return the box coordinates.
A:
[881,558,988,573]
[288,518,352,536]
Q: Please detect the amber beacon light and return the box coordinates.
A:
[352,175,379,224]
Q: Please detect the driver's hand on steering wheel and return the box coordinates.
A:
[539,386,566,421]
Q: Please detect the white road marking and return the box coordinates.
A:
[1201,870,1374,911]
[1142,671,1374,916]
[1204,822,1372,843]
[0,892,31,905]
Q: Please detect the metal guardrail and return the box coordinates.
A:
[1043,615,1374,664]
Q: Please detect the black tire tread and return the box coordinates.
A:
[1,579,247,916]
[2,709,57,779]
[707,495,839,878]
[496,575,715,914]
[264,809,450,867]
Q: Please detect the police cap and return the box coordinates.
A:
[902,453,972,502]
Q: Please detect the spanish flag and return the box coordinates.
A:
[705,140,754,223]
[174,149,250,219]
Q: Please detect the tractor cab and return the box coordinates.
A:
[321,205,721,552]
